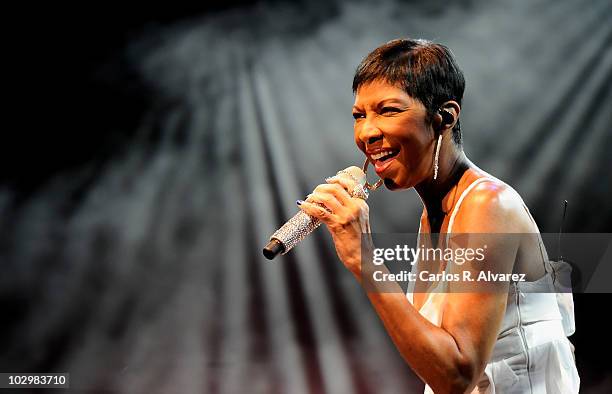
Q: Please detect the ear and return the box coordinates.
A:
[437,101,461,132]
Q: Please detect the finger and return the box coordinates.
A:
[326,175,362,199]
[331,171,360,188]
[297,200,336,223]
[313,183,352,205]
[326,174,353,193]
[308,190,347,214]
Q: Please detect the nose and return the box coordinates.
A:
[357,119,383,146]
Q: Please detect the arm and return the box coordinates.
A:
[299,177,521,393]
[364,289,507,393]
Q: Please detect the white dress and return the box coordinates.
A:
[406,176,580,393]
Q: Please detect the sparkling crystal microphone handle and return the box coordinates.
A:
[262,165,375,260]
[262,211,323,259]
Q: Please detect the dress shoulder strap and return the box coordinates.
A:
[446,177,496,241]
[444,176,497,272]
[520,202,551,275]
[445,176,551,277]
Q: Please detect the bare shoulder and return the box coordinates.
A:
[452,176,533,233]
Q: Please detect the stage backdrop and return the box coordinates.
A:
[1,0,611,393]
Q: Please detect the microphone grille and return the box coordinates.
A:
[340,166,367,186]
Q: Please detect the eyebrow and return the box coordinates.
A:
[379,98,409,106]
[353,98,409,110]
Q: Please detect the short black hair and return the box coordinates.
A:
[352,38,465,145]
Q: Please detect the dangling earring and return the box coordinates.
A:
[433,134,442,180]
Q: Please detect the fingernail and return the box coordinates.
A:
[296,199,304,206]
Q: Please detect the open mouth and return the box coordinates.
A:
[370,148,400,175]
[371,148,400,165]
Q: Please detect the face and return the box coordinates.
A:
[352,79,435,190]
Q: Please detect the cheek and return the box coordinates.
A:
[353,126,365,151]
[392,121,431,154]
[390,123,434,171]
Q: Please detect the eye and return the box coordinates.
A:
[352,112,365,120]
[381,106,401,115]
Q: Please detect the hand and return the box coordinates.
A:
[297,173,373,277]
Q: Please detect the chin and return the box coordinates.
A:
[382,172,415,191]
[383,177,406,191]
[383,178,399,190]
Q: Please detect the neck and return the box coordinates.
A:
[415,146,470,218]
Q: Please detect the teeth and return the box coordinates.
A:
[371,150,397,160]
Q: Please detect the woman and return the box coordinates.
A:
[297,39,579,393]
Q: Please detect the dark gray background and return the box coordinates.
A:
[1,0,611,393]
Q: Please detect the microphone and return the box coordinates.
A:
[262,166,370,260]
